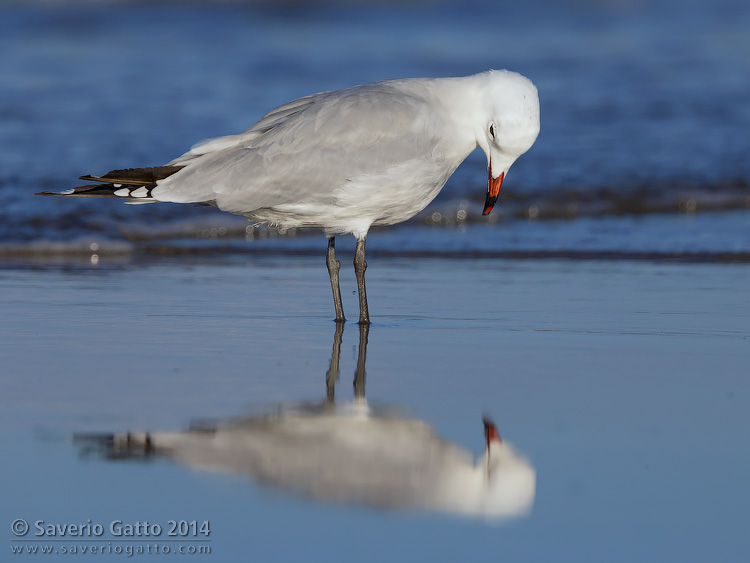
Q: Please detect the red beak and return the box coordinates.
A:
[483,416,502,450]
[483,167,504,216]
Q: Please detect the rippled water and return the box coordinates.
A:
[0,0,748,258]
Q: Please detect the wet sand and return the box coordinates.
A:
[2,256,748,561]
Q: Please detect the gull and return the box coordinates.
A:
[37,70,540,323]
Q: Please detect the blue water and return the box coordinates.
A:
[2,258,749,561]
[0,0,748,257]
[2,4,750,558]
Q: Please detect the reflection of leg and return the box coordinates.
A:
[354,237,370,325]
[326,237,345,322]
[326,321,344,403]
[354,323,369,399]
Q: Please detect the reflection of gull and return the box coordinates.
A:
[79,325,535,521]
[37,70,540,324]
[111,408,534,520]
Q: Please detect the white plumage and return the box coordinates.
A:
[39,70,540,323]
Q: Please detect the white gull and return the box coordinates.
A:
[37,70,540,323]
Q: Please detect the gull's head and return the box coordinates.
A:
[471,416,536,519]
[477,70,540,215]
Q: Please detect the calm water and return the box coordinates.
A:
[2,258,749,561]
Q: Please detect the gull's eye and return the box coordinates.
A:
[489,123,496,140]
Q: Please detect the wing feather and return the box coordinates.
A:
[167,92,327,167]
[153,82,439,215]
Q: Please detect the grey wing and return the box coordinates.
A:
[244,91,326,134]
[166,91,327,167]
[152,84,438,213]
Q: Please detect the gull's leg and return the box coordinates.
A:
[354,237,370,325]
[326,236,346,322]
[326,321,344,404]
[353,322,368,399]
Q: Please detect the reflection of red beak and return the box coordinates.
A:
[483,416,502,450]
[483,166,504,216]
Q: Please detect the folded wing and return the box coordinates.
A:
[152,82,438,215]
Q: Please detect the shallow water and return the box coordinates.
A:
[2,258,749,561]
[1,0,749,251]
[2,1,749,560]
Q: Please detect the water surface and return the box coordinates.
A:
[0,0,748,254]
[1,1,749,560]
[2,258,748,561]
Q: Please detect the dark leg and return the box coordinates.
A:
[326,237,345,322]
[326,321,344,404]
[353,323,368,399]
[354,237,370,325]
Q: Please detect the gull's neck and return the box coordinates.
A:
[418,73,496,159]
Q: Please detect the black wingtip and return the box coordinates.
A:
[34,189,78,197]
[34,184,140,198]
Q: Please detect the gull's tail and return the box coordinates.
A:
[74,421,217,461]
[35,166,183,202]
[74,431,158,460]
